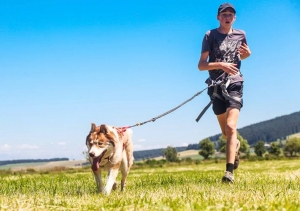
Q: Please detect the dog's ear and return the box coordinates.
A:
[90,123,96,132]
[99,124,108,134]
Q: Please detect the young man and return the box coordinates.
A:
[198,3,251,183]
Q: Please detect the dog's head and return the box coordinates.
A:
[86,123,117,171]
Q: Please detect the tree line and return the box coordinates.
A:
[134,147,186,161]
[162,134,300,162]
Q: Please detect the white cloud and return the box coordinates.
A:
[16,144,39,149]
[137,139,146,142]
[0,144,11,151]
[181,142,189,147]
[58,142,66,146]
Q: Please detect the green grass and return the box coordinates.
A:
[1,160,300,210]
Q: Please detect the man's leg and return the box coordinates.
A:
[225,107,240,164]
[216,113,227,139]
[221,107,240,183]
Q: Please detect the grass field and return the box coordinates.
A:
[1,159,300,211]
[0,162,49,170]
[0,160,87,171]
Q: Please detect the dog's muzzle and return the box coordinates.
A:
[90,149,107,171]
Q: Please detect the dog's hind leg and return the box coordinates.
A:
[120,170,128,191]
[124,129,134,169]
[93,170,103,193]
[120,152,129,191]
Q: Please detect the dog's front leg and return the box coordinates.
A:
[104,168,119,195]
[93,170,103,193]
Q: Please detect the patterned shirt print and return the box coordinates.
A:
[201,28,247,81]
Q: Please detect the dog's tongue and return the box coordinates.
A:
[92,156,100,171]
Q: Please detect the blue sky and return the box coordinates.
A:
[1,0,299,160]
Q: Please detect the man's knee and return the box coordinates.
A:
[225,121,237,136]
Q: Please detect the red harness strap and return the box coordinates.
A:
[115,126,130,151]
[116,126,129,136]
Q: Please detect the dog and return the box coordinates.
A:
[86,123,134,195]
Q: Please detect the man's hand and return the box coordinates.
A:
[221,62,239,75]
[238,43,251,60]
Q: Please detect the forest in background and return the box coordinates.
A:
[209,111,300,145]
[133,111,300,160]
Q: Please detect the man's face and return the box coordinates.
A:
[217,8,236,27]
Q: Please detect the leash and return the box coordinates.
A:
[120,86,210,130]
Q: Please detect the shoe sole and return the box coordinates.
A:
[222,176,234,183]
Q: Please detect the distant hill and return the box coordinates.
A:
[134,111,300,160]
[0,158,69,166]
[209,111,300,145]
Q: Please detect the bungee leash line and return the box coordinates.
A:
[119,85,212,131]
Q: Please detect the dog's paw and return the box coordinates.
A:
[112,182,117,191]
[103,189,111,195]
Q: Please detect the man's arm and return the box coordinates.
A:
[198,51,240,75]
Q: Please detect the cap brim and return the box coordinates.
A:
[219,7,236,13]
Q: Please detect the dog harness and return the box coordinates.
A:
[195,74,242,122]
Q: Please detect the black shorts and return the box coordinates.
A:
[207,81,244,115]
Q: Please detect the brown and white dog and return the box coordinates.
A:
[86,123,134,195]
